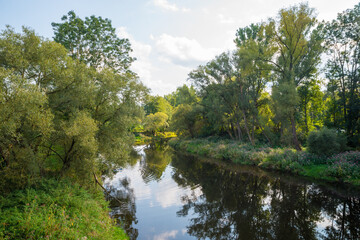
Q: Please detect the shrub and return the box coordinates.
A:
[307,128,346,156]
[297,152,326,165]
[326,159,360,179]
[328,151,360,165]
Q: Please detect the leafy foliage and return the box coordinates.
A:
[0,25,147,191]
[144,96,173,118]
[323,3,360,147]
[307,128,346,157]
[144,112,169,135]
[52,11,134,73]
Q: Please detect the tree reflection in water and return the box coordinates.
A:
[106,178,138,239]
[171,154,360,240]
[140,144,173,183]
[105,146,359,240]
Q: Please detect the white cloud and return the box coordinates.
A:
[154,34,222,67]
[153,230,178,240]
[117,27,154,87]
[152,0,189,12]
[155,182,180,208]
[218,14,235,24]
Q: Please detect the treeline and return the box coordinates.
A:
[151,3,360,151]
[0,11,147,191]
[0,11,146,239]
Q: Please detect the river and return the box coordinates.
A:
[104,145,360,240]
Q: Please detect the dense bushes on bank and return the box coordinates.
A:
[307,128,347,156]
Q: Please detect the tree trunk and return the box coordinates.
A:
[304,99,309,134]
[227,126,234,140]
[290,115,301,151]
[236,121,243,141]
[242,111,255,146]
[231,122,238,140]
[255,118,272,145]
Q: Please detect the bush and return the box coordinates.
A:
[0,179,128,240]
[307,128,346,156]
[297,152,326,165]
[326,158,360,179]
[327,151,360,165]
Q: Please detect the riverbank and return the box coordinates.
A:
[135,131,177,145]
[168,138,360,186]
[0,179,128,240]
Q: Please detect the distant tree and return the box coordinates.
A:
[297,79,324,136]
[171,104,203,138]
[144,96,173,118]
[144,112,169,136]
[165,84,198,107]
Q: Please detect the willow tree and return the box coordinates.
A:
[266,3,323,150]
[0,26,147,190]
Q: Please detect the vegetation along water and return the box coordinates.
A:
[1,1,360,240]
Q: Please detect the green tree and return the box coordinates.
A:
[171,104,203,138]
[144,112,169,136]
[144,96,173,118]
[52,11,134,73]
[0,26,146,189]
[297,79,324,136]
[265,3,324,150]
[165,84,198,107]
[189,37,273,144]
[323,2,360,147]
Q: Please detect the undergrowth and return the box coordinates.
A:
[0,179,128,240]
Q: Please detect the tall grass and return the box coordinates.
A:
[0,179,128,240]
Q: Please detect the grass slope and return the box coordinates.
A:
[0,179,128,240]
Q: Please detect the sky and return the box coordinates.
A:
[0,0,359,95]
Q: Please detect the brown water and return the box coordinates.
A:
[104,145,360,240]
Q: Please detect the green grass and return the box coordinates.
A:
[301,165,334,180]
[0,179,128,240]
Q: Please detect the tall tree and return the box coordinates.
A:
[52,11,134,73]
[323,2,360,146]
[265,3,324,150]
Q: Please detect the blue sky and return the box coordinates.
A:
[1,0,359,95]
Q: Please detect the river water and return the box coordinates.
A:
[104,145,360,240]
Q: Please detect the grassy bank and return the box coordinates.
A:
[169,138,360,186]
[0,179,128,240]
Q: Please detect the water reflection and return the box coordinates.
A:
[172,155,360,240]
[140,145,173,183]
[106,178,138,239]
[105,145,360,240]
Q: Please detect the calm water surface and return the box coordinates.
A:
[104,145,360,240]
